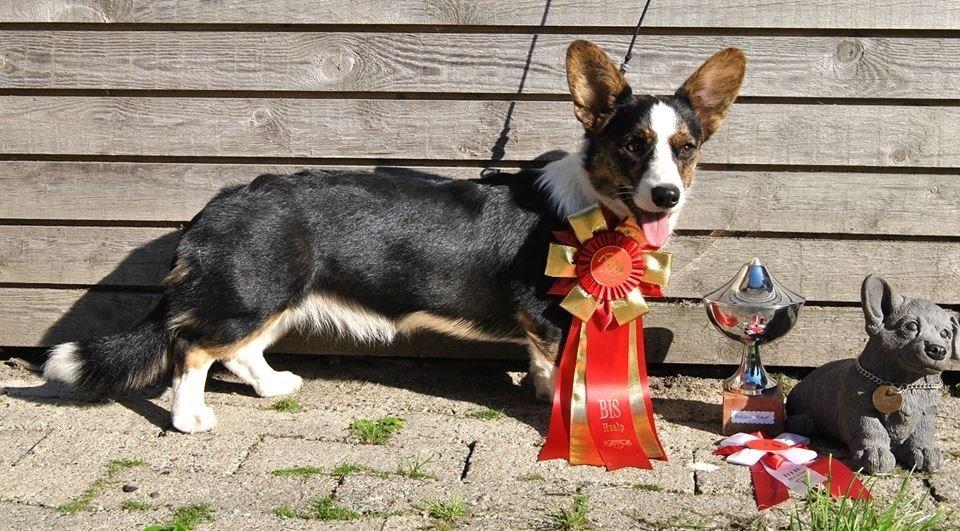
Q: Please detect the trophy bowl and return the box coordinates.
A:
[703,258,805,396]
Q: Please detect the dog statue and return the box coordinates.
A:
[786,275,958,474]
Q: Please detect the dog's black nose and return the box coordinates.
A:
[651,185,680,209]
[925,343,948,361]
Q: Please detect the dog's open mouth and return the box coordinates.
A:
[638,210,670,248]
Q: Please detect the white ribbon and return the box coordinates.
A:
[718,432,827,494]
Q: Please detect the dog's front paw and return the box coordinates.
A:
[852,446,896,475]
[530,368,556,404]
[895,443,942,472]
[172,405,217,434]
[255,371,303,398]
[923,446,944,472]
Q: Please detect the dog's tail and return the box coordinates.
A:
[43,304,173,395]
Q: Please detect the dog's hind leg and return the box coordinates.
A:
[221,315,303,398]
[171,347,218,434]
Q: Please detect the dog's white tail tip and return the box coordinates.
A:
[43,342,81,385]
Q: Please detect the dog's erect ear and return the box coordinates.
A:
[951,314,960,361]
[566,40,632,133]
[676,48,746,142]
[861,275,903,335]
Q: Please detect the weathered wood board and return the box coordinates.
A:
[1,1,956,29]
[0,287,867,368]
[2,32,957,99]
[0,98,956,167]
[2,226,957,305]
[3,162,957,237]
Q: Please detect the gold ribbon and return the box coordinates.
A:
[545,243,578,278]
[568,205,608,243]
[610,288,649,325]
[628,320,664,459]
[569,324,603,465]
[560,285,600,323]
[642,251,672,286]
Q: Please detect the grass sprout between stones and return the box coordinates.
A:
[120,499,152,511]
[349,415,404,444]
[57,458,146,513]
[308,496,360,521]
[270,398,301,412]
[396,453,438,479]
[467,407,505,420]
[273,505,296,519]
[426,496,468,528]
[788,473,950,530]
[145,503,215,531]
[549,493,591,530]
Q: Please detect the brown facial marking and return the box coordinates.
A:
[678,48,746,141]
[669,123,699,187]
[587,143,635,204]
[566,40,630,133]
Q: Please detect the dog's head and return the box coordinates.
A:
[564,40,745,247]
[862,274,959,375]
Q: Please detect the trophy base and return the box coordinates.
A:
[722,388,784,436]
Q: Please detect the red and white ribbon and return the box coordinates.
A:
[715,432,871,510]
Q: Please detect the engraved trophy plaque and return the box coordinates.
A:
[703,258,805,435]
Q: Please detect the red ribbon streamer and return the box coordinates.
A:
[539,315,665,469]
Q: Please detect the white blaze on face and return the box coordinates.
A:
[632,102,685,213]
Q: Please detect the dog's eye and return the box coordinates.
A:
[942,329,952,339]
[623,141,640,154]
[678,143,697,158]
[903,321,919,332]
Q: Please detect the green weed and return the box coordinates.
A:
[349,415,404,444]
[788,473,949,530]
[549,493,591,530]
[270,399,301,413]
[120,499,152,511]
[467,408,505,420]
[396,453,438,479]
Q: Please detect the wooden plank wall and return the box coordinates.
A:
[0,1,957,368]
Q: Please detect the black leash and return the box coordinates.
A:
[619,0,653,73]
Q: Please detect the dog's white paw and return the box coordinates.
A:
[531,366,557,403]
[172,405,217,434]
[255,371,303,398]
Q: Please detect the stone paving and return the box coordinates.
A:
[0,355,958,530]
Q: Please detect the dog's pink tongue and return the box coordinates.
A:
[640,211,670,247]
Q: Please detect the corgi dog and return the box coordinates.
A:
[44,41,745,433]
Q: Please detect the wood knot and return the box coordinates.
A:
[316,47,356,82]
[251,108,274,126]
[890,147,909,163]
[834,40,864,64]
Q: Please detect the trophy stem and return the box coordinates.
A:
[723,343,778,396]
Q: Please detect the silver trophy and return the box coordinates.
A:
[702,258,805,433]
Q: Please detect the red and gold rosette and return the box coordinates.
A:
[539,205,672,470]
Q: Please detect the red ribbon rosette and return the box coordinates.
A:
[715,432,872,510]
[539,205,672,470]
